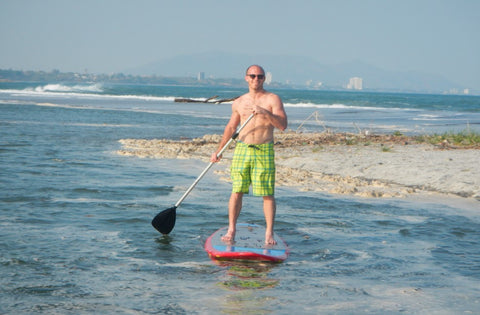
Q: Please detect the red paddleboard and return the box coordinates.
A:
[204,223,289,262]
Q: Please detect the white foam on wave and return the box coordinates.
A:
[0,85,176,102]
[95,93,175,102]
[2,85,422,112]
[412,114,441,121]
[285,102,352,109]
[33,83,103,93]
[284,102,415,112]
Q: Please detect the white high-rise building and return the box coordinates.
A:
[347,77,363,90]
[265,72,272,85]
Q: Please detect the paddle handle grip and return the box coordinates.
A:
[174,113,255,208]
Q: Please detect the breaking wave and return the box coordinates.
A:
[32,83,103,93]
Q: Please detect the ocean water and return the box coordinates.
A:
[1,82,479,314]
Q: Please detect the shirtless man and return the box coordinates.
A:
[210,65,288,245]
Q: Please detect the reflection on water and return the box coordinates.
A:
[214,261,280,314]
[216,261,280,290]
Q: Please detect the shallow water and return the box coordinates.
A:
[1,86,480,314]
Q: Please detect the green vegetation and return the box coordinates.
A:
[345,137,357,145]
[381,145,392,152]
[415,130,480,147]
[0,68,245,86]
[312,146,323,153]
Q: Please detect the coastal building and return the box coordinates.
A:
[197,72,205,81]
[306,80,323,89]
[265,72,272,85]
[347,77,363,90]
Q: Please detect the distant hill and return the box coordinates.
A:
[125,51,460,92]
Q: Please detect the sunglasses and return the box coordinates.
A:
[247,74,265,79]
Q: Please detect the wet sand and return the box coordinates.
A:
[117,131,480,201]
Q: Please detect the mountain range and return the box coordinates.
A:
[125,51,460,92]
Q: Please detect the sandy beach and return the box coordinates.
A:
[117,131,480,201]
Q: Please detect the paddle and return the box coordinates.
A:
[152,113,255,234]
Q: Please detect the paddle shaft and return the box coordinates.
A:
[174,113,255,208]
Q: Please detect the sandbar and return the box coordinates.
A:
[117,131,480,202]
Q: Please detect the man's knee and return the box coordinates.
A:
[263,195,275,202]
[231,192,244,200]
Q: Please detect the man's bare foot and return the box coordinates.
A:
[221,230,235,244]
[265,233,277,245]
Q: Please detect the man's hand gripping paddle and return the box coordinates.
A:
[151,114,255,234]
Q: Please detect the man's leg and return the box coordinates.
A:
[221,192,243,243]
[263,195,277,245]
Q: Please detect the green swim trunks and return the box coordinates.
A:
[231,141,275,196]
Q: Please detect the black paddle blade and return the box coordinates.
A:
[151,206,176,234]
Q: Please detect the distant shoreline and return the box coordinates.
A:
[1,69,477,95]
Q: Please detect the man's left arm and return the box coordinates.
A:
[266,94,287,131]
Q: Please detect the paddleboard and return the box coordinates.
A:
[204,223,289,262]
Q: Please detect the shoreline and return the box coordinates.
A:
[117,131,480,203]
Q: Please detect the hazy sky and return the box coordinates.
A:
[1,0,479,88]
